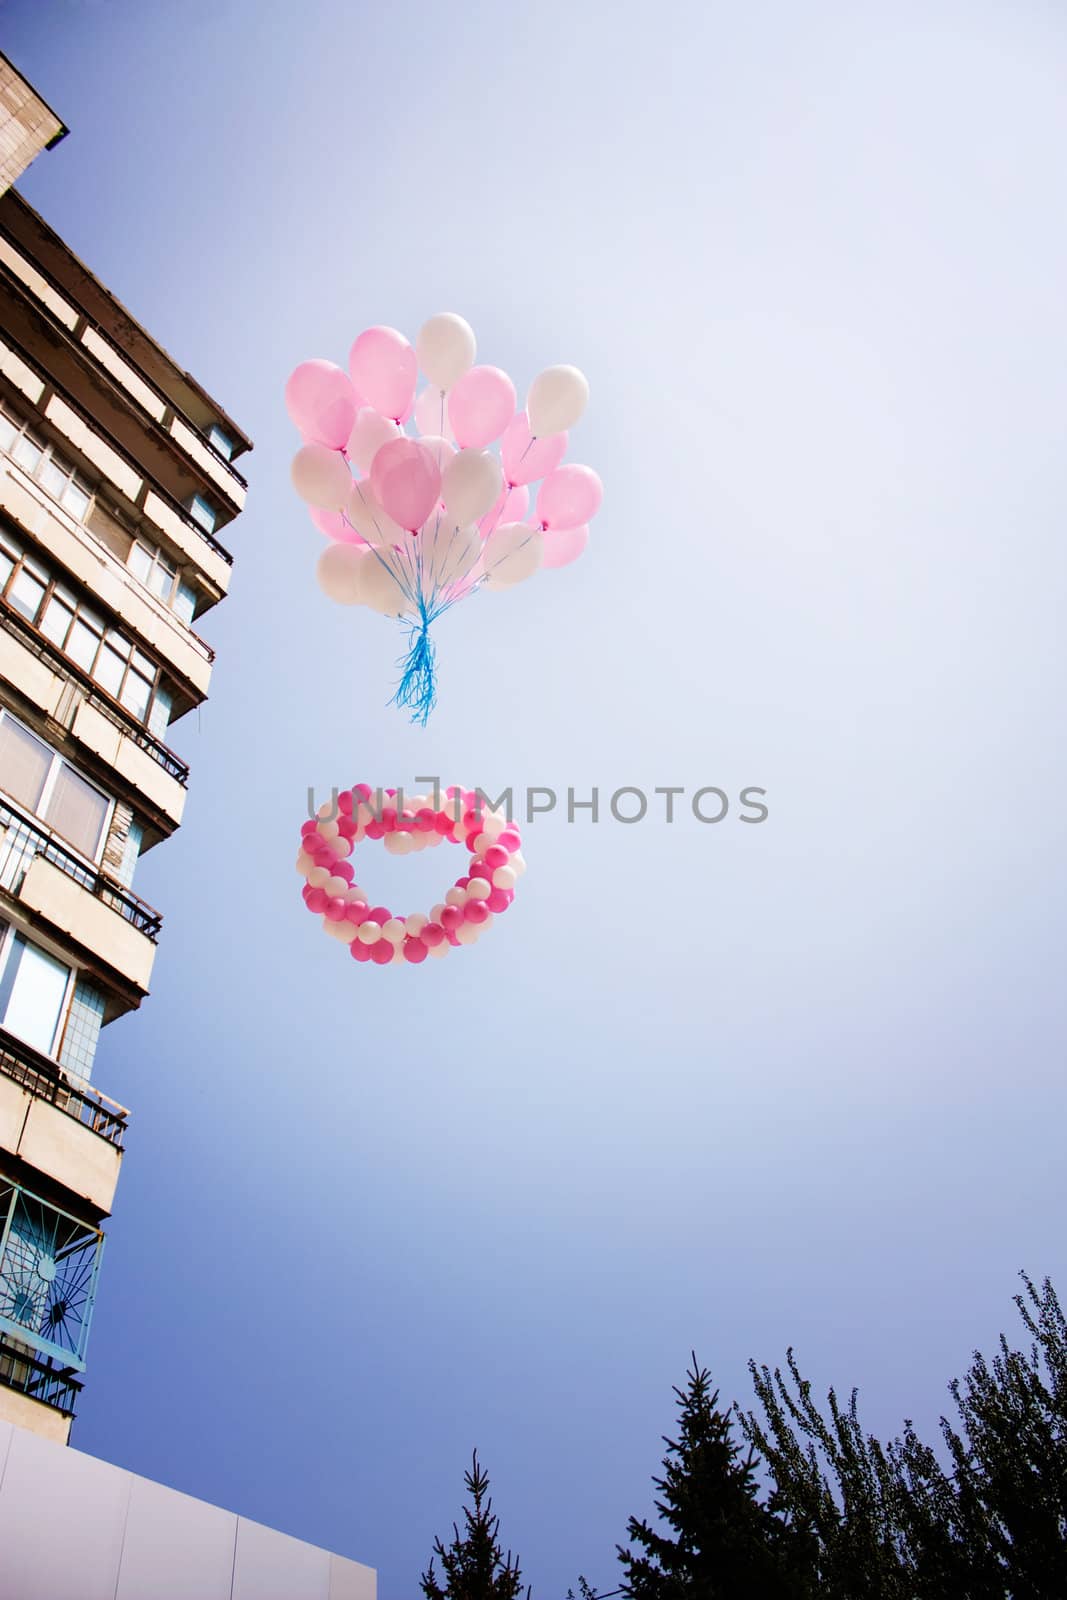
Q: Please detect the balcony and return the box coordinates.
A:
[1,803,160,1000]
[0,1029,126,1152]
[0,325,235,584]
[0,1335,81,1430]
[0,1028,124,1214]
[0,802,161,940]
[0,1175,104,1371]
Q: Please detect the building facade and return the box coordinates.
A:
[0,56,250,1445]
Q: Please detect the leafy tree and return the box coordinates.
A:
[744,1272,1067,1600]
[617,1355,813,1598]
[421,1451,529,1600]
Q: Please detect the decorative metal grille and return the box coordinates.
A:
[0,1179,103,1370]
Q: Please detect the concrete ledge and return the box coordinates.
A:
[17,856,155,993]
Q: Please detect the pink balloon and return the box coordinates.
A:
[285,361,360,449]
[536,464,603,529]
[541,523,589,569]
[448,365,516,449]
[501,412,567,486]
[309,506,367,547]
[349,327,418,422]
[478,483,529,540]
[370,438,442,531]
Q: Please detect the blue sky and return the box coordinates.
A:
[6,1,1067,1593]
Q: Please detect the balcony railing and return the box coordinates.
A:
[0,228,248,488]
[0,1333,81,1418]
[0,319,236,566]
[0,597,190,785]
[0,800,163,940]
[0,1026,127,1150]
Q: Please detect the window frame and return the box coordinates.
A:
[0,399,95,525]
[128,536,199,621]
[0,709,115,867]
[0,525,174,735]
[0,919,77,1062]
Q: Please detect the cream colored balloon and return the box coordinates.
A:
[414,386,455,441]
[421,519,481,591]
[316,543,367,606]
[347,483,406,548]
[360,555,411,616]
[417,313,476,391]
[346,407,401,473]
[291,444,352,510]
[526,365,589,435]
[442,448,502,525]
[483,523,544,590]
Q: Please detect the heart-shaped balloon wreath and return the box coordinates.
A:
[296,785,525,965]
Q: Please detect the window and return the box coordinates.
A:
[0,923,73,1057]
[0,712,111,861]
[0,401,93,524]
[207,424,235,461]
[0,527,173,734]
[186,493,217,535]
[128,539,198,621]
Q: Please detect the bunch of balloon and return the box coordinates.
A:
[286,314,600,723]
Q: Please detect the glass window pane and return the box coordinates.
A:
[131,649,153,677]
[12,434,42,472]
[8,567,46,621]
[94,645,125,697]
[173,582,196,624]
[120,670,151,721]
[62,481,90,520]
[188,495,216,534]
[147,685,171,735]
[129,544,152,583]
[0,414,17,452]
[207,425,234,460]
[0,935,70,1056]
[0,716,52,811]
[0,550,13,590]
[0,528,23,563]
[39,597,73,647]
[148,562,171,599]
[67,618,101,672]
[39,457,67,498]
[45,764,109,859]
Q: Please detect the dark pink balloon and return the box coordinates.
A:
[422,921,445,947]
[370,438,442,531]
[370,939,394,964]
[536,465,603,529]
[501,412,567,486]
[465,900,489,925]
[403,936,428,963]
[497,828,521,851]
[440,905,462,932]
[351,940,371,962]
[367,905,392,925]
[448,365,516,449]
[306,887,328,914]
[349,327,418,422]
[285,360,359,449]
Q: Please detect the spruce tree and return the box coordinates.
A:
[617,1355,813,1598]
[421,1452,528,1600]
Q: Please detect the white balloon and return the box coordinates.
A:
[442,448,502,525]
[417,313,476,391]
[357,921,382,945]
[429,940,449,958]
[467,877,491,899]
[417,434,455,472]
[324,917,357,943]
[493,865,517,891]
[291,444,352,510]
[347,407,401,473]
[347,483,406,547]
[325,875,348,897]
[307,865,330,888]
[296,851,315,875]
[406,913,428,936]
[482,523,544,590]
[344,886,368,904]
[382,918,407,944]
[360,554,411,616]
[316,816,339,837]
[445,886,466,907]
[421,519,481,591]
[414,387,455,441]
[526,365,589,435]
[316,542,367,605]
[431,903,447,923]
[455,922,479,945]
[511,850,527,875]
